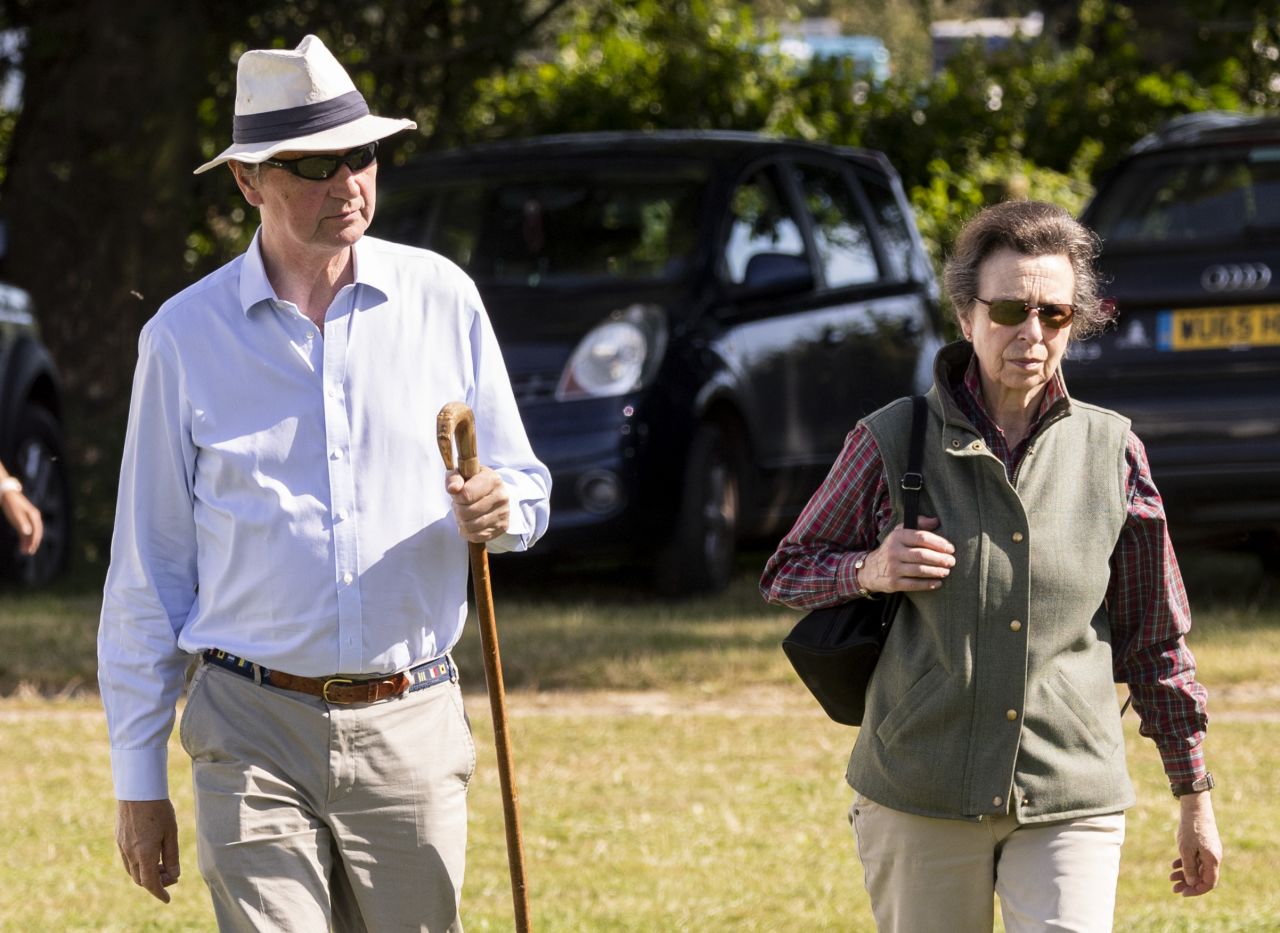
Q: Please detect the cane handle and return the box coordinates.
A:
[437,402,481,480]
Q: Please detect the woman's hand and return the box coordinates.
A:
[1170,791,1222,896]
[859,516,955,594]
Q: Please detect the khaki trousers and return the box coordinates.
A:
[850,792,1125,933]
[180,661,475,932]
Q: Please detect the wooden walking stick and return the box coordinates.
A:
[436,401,533,933]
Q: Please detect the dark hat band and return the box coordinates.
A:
[232,90,370,145]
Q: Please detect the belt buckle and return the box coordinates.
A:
[322,677,355,703]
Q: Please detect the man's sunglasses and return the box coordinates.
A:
[974,296,1076,329]
[262,142,378,181]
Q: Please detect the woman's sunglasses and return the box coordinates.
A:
[974,296,1076,329]
[262,142,378,181]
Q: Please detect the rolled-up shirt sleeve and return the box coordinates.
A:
[1108,431,1209,784]
[760,424,893,609]
[98,322,199,801]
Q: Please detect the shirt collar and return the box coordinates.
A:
[238,228,276,316]
[350,234,392,304]
[238,229,393,317]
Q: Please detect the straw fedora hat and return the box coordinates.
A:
[194,34,416,174]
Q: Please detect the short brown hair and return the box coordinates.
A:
[944,201,1109,340]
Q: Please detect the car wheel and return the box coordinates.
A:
[2,405,72,586]
[655,422,740,595]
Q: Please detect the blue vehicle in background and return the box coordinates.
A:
[377,131,942,593]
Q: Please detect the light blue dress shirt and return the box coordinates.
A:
[98,231,550,799]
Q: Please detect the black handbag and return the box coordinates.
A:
[781,395,928,726]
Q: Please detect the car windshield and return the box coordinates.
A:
[1090,145,1280,245]
[378,170,707,285]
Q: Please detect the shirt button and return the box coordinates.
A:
[335,509,348,522]
[1011,532,1024,543]
[1006,709,1018,721]
[1010,620,1022,632]
[993,796,1003,807]
[342,572,354,585]
[331,449,344,461]
[950,439,961,448]
[970,441,983,450]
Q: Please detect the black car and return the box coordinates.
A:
[0,278,70,585]
[1067,111,1280,553]
[376,131,943,592]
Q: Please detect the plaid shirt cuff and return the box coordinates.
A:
[835,551,870,599]
[1156,738,1206,786]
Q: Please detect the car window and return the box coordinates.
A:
[723,167,807,286]
[376,171,706,285]
[1090,146,1280,244]
[793,163,878,288]
[860,173,914,282]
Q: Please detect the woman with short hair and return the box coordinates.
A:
[762,200,1222,932]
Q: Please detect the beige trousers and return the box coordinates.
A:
[180,661,475,932]
[850,792,1125,933]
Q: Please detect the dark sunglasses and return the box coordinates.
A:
[974,296,1076,329]
[262,142,378,181]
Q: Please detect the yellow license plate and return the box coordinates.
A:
[1157,305,1280,350]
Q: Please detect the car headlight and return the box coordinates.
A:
[556,304,668,401]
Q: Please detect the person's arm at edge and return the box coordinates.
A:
[0,460,43,554]
[1108,430,1222,897]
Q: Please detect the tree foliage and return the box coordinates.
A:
[465,0,794,138]
[465,0,1277,262]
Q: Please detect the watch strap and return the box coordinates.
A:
[1170,771,1214,797]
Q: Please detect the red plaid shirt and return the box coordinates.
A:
[761,359,1209,783]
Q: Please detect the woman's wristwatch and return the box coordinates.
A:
[1170,772,1214,797]
[0,476,21,496]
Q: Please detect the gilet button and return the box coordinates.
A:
[1011,532,1024,543]
[1010,620,1022,632]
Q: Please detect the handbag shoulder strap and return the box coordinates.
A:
[901,395,927,531]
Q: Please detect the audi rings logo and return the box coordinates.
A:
[1201,262,1272,292]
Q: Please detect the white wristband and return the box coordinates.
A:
[0,477,21,495]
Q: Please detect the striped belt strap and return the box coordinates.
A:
[202,649,455,704]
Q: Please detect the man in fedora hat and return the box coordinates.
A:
[99,34,550,930]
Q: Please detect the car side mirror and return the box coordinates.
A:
[742,252,814,294]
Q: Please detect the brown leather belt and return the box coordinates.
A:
[202,649,454,704]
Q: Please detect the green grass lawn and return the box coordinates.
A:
[1,550,1276,930]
